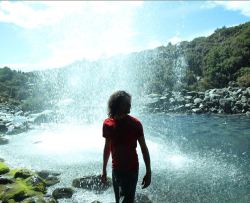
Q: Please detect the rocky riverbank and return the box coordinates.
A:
[144,86,250,115]
[0,160,152,203]
[0,103,54,136]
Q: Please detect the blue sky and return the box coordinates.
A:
[0,1,250,71]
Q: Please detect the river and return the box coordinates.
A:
[0,113,249,203]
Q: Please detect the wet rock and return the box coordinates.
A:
[44,176,60,187]
[135,193,152,203]
[72,175,112,192]
[21,196,58,203]
[37,170,61,179]
[241,96,247,103]
[52,187,74,199]
[0,123,8,133]
[194,98,202,105]
[192,108,203,114]
[28,110,54,124]
[219,98,233,113]
[0,136,9,145]
[14,169,33,179]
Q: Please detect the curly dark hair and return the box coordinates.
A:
[108,91,131,118]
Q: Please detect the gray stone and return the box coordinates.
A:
[219,98,233,113]
[192,108,203,114]
[194,98,202,104]
[241,96,247,103]
[185,103,193,108]
[186,91,197,97]
[184,96,192,100]
[169,98,175,104]
[44,176,60,187]
[37,170,61,179]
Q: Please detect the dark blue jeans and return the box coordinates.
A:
[112,170,139,203]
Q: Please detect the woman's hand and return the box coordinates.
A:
[101,171,107,183]
[142,171,151,189]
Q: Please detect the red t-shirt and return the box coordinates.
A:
[102,115,144,171]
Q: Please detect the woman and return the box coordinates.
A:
[101,90,151,203]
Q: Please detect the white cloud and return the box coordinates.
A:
[167,36,182,45]
[209,1,250,17]
[0,1,143,69]
[146,40,163,49]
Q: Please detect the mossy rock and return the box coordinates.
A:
[25,176,47,193]
[0,177,15,184]
[0,179,43,202]
[0,161,10,175]
[14,169,34,179]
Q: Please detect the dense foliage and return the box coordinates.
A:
[0,21,249,111]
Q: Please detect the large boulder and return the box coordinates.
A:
[72,175,112,192]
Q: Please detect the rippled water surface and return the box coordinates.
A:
[1,113,250,203]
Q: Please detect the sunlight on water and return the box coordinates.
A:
[168,154,192,169]
[35,124,103,154]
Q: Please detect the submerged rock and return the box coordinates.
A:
[135,193,152,203]
[52,188,74,199]
[72,175,112,192]
[0,136,9,145]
